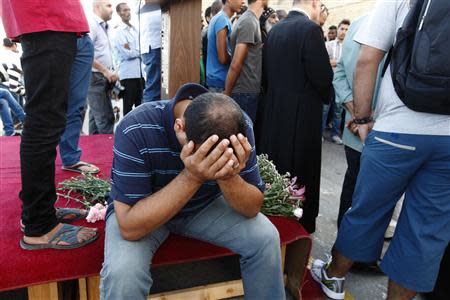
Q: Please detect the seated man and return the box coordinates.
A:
[100,83,285,299]
[0,87,25,136]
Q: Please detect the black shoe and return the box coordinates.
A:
[350,261,382,274]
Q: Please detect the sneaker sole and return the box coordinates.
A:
[310,268,345,300]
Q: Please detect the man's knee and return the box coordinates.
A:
[246,215,281,255]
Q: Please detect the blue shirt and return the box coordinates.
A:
[113,23,143,80]
[333,16,384,152]
[206,11,232,89]
[107,85,264,219]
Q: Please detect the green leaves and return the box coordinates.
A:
[57,172,111,209]
[257,154,302,218]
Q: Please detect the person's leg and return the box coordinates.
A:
[322,104,330,134]
[314,131,427,297]
[0,97,15,136]
[231,93,259,123]
[120,79,134,116]
[19,31,76,236]
[87,73,114,134]
[330,102,343,138]
[380,134,450,296]
[0,88,25,123]
[100,214,169,299]
[142,48,161,103]
[387,280,417,300]
[337,146,361,228]
[60,35,94,166]
[175,196,285,299]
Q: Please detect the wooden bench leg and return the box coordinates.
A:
[28,282,60,300]
[79,276,100,300]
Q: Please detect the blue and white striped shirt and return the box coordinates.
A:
[107,96,264,219]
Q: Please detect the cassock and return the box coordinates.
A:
[256,11,333,233]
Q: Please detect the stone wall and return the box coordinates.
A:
[201,0,376,32]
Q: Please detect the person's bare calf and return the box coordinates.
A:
[387,280,417,300]
[326,249,354,278]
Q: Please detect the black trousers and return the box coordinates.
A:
[121,78,144,116]
[337,146,361,228]
[20,31,77,236]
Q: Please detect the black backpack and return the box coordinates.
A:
[387,0,450,115]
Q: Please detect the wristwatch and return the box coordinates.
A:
[353,117,373,125]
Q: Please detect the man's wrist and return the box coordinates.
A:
[180,169,204,186]
[353,116,373,125]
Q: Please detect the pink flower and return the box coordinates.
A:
[86,203,107,223]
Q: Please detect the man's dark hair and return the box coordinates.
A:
[248,0,257,5]
[184,93,247,146]
[328,25,337,31]
[3,38,14,48]
[116,2,126,13]
[205,6,212,19]
[338,19,351,28]
[211,0,223,16]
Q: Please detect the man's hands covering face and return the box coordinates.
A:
[180,134,252,184]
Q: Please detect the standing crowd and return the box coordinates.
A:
[0,0,449,300]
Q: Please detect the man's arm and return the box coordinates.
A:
[353,44,385,141]
[216,28,231,65]
[333,57,354,115]
[115,136,238,241]
[224,43,248,95]
[114,30,140,61]
[304,26,334,104]
[93,59,118,83]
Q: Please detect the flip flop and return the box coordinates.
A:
[20,224,99,250]
[62,161,100,174]
[20,208,88,233]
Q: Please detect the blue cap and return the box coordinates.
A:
[172,83,209,103]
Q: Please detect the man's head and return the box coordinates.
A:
[93,0,113,22]
[247,0,268,10]
[116,3,131,23]
[327,25,337,41]
[205,6,213,24]
[211,0,223,16]
[3,38,17,52]
[337,19,350,41]
[292,0,322,23]
[276,9,287,20]
[223,0,245,14]
[175,93,246,149]
[319,4,329,27]
[261,7,279,33]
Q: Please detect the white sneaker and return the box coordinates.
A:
[310,258,346,300]
[331,135,343,145]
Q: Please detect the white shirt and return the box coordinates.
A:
[354,0,450,136]
[89,15,114,72]
[138,4,161,54]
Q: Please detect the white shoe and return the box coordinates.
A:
[310,257,346,300]
[331,135,343,145]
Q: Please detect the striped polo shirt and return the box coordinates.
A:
[106,84,264,219]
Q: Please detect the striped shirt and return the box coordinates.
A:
[106,97,264,219]
[0,63,25,96]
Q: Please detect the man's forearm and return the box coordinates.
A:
[217,175,263,218]
[353,45,385,118]
[115,169,202,240]
[224,64,241,96]
[92,59,108,75]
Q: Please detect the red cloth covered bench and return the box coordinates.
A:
[0,135,311,299]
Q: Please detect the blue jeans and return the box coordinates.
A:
[335,131,450,292]
[231,93,260,123]
[142,48,161,103]
[322,100,343,137]
[59,35,94,165]
[0,88,25,136]
[100,196,285,299]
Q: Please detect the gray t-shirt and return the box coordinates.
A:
[354,0,450,136]
[230,10,262,94]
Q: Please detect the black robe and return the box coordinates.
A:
[256,11,333,233]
